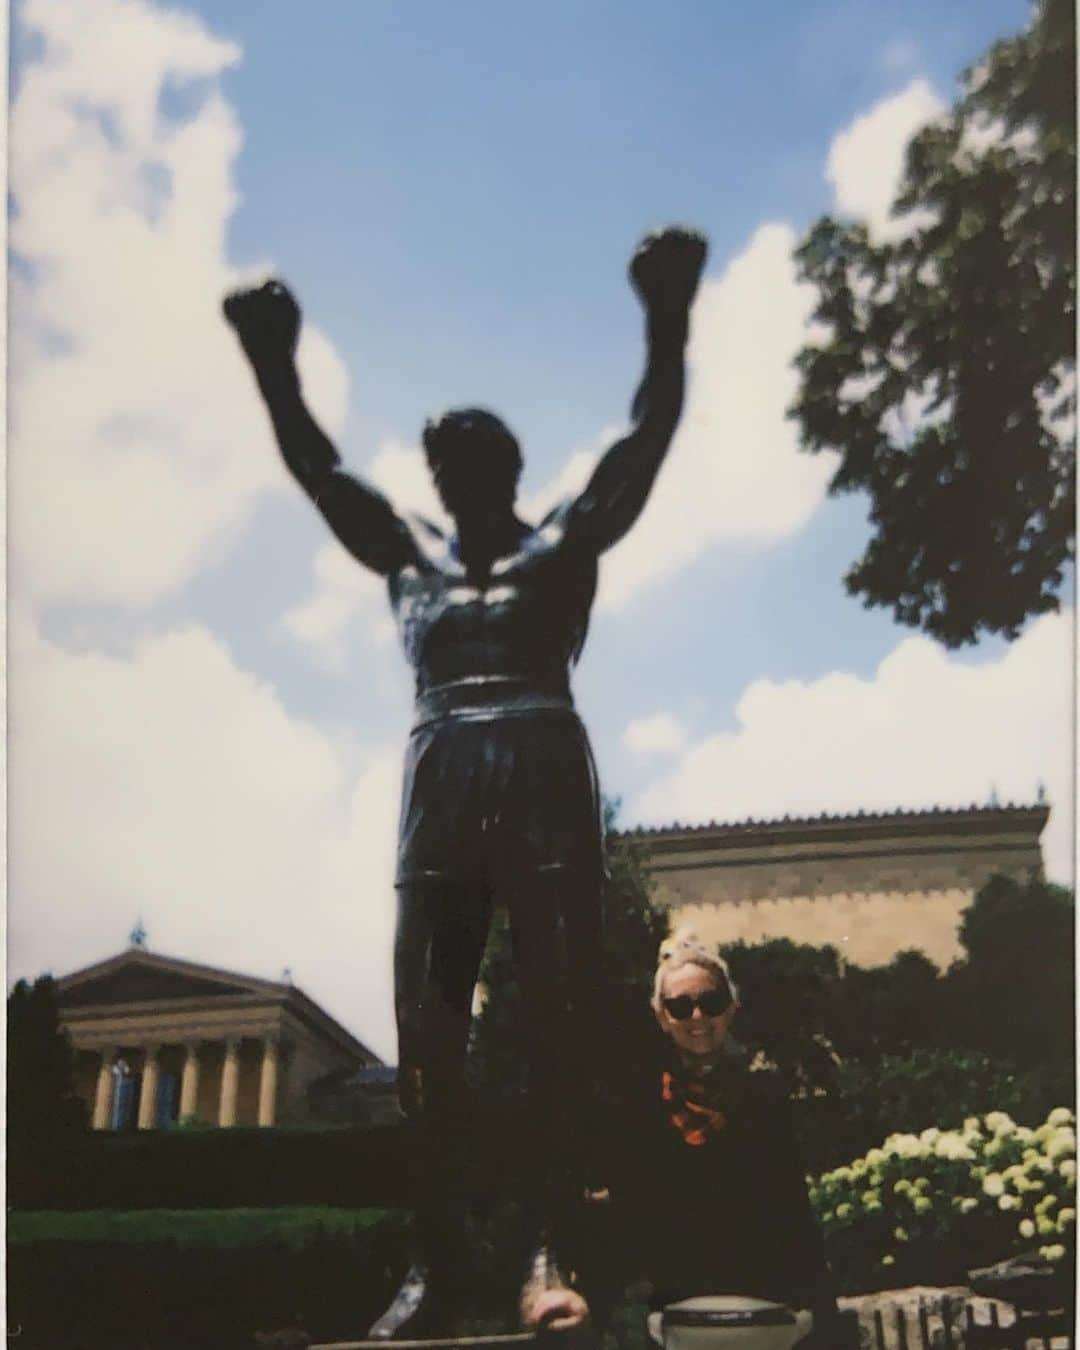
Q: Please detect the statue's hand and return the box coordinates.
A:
[630,227,708,317]
[223,279,301,367]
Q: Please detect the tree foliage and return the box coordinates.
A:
[947,871,1075,1065]
[721,938,842,1094]
[791,0,1075,646]
[8,975,87,1142]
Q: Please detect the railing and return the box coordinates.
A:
[866,1295,1073,1350]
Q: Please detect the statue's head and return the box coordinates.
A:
[422,408,522,519]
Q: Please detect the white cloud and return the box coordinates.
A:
[9,0,347,608]
[367,439,448,526]
[826,79,945,242]
[596,223,835,612]
[8,611,404,1059]
[623,712,688,757]
[631,612,1075,883]
[279,540,394,674]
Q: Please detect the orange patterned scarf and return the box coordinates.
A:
[661,1069,728,1146]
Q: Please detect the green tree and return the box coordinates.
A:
[720,938,842,1093]
[7,975,87,1142]
[791,0,1075,646]
[945,871,1075,1067]
[827,948,944,1062]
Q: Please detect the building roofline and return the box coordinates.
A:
[56,947,380,1065]
[617,801,1050,843]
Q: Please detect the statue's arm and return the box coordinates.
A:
[223,281,413,577]
[567,228,707,555]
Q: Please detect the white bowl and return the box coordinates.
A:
[649,1295,814,1350]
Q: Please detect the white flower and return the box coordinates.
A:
[1047,1128,1076,1161]
[1039,1243,1066,1263]
[914,1196,933,1213]
[963,1117,982,1134]
[919,1127,940,1146]
[866,1148,886,1167]
[983,1173,1005,1197]
[1047,1108,1074,1128]
[836,1203,852,1219]
[935,1134,975,1161]
[1019,1219,1036,1239]
[1057,1207,1076,1227]
[893,1226,909,1243]
[959,1197,978,1214]
[998,1194,1020,1211]
[881,1254,895,1267]
[1059,1159,1076,1182]
[985,1111,1016,1136]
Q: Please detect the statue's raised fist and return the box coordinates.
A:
[629,227,708,314]
[222,279,301,363]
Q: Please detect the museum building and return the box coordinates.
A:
[623,800,1050,969]
[57,947,380,1132]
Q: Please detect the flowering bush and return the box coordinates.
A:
[808,1108,1076,1292]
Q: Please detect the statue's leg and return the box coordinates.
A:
[368,876,494,1340]
[504,863,605,1304]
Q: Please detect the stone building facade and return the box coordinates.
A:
[57,948,380,1130]
[623,803,1049,969]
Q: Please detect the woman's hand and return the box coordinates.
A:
[521,1287,590,1334]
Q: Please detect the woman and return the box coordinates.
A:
[524,928,840,1342]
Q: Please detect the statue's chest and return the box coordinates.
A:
[390,529,591,671]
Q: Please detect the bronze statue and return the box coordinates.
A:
[224,227,707,1338]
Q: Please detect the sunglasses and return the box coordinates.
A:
[662,990,732,1021]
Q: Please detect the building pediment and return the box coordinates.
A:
[57,949,286,1011]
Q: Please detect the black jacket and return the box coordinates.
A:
[575,1041,838,1326]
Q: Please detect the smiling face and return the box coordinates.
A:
[655,961,737,1063]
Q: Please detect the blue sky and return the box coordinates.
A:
[8,0,1073,1058]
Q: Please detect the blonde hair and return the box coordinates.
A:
[651,925,739,1014]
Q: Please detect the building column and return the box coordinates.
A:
[257,1034,280,1127]
[92,1048,116,1130]
[179,1042,200,1120]
[137,1045,160,1130]
[218,1038,240,1127]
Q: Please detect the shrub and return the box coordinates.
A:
[809,1107,1076,1293]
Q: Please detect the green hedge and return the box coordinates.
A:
[8,1111,545,1213]
[9,1205,388,1246]
[9,1123,416,1211]
[7,1208,408,1350]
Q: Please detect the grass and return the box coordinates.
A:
[9,1205,395,1249]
